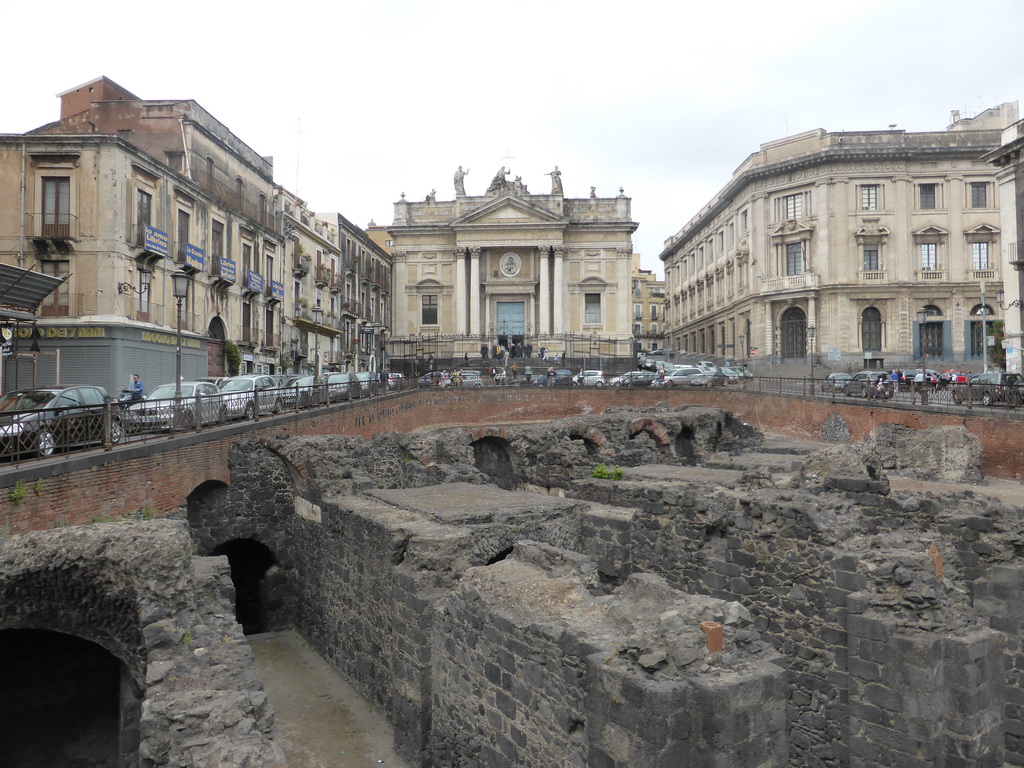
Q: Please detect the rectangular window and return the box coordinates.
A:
[41,177,71,238]
[584,293,601,323]
[135,189,152,246]
[633,303,642,319]
[421,295,438,325]
[919,184,937,209]
[176,210,190,261]
[920,243,938,270]
[972,242,989,270]
[650,304,658,320]
[861,185,879,211]
[863,248,879,272]
[786,243,803,276]
[39,260,70,315]
[784,193,803,219]
[970,182,988,209]
[211,221,224,263]
[741,210,748,231]
[241,242,251,275]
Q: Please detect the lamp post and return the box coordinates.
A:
[171,271,190,401]
[916,307,929,370]
[807,324,816,390]
[312,304,323,380]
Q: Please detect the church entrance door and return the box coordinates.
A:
[496,301,525,349]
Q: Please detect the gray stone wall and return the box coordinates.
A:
[0,521,285,767]
[430,544,787,768]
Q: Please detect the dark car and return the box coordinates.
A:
[534,368,573,386]
[843,371,893,398]
[0,385,122,458]
[952,371,1023,406]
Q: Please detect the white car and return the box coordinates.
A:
[217,375,282,419]
[573,370,606,386]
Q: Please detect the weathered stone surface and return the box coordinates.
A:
[863,423,983,484]
[0,521,285,767]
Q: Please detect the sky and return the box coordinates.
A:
[4,0,1022,277]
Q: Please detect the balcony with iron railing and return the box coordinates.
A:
[241,327,258,346]
[292,252,311,276]
[25,212,79,241]
[315,266,332,288]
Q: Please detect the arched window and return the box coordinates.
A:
[862,307,882,352]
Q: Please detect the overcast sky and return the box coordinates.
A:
[5,0,1022,277]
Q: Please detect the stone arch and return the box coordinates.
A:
[627,417,672,446]
[675,425,698,465]
[186,440,303,631]
[1,628,125,766]
[211,538,278,635]
[566,423,607,456]
[471,435,516,490]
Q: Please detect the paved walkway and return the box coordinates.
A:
[249,630,408,768]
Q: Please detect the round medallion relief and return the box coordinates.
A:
[500,252,521,277]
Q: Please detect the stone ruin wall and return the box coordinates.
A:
[6,403,1024,767]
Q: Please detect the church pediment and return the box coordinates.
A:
[452,194,567,228]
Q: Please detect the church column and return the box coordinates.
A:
[469,248,481,335]
[393,251,408,335]
[553,246,565,334]
[454,248,466,335]
[538,246,550,335]
[617,248,631,336]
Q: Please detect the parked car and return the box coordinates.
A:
[418,371,451,388]
[941,370,971,385]
[353,371,375,397]
[387,372,407,389]
[459,370,484,387]
[533,368,574,386]
[611,370,658,387]
[123,381,224,432]
[217,375,282,419]
[573,370,606,386]
[651,366,703,387]
[952,371,1024,406]
[0,385,122,458]
[280,375,327,408]
[823,373,853,393]
[325,372,357,401]
[843,371,893,398]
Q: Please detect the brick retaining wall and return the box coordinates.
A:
[1,387,1021,534]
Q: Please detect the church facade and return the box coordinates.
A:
[387,168,638,366]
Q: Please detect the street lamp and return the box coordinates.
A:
[171,270,190,400]
[312,304,323,380]
[807,324,816,386]
[117,268,151,296]
[997,290,1023,310]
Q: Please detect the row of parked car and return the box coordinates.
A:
[824,369,1024,406]
[0,371,405,461]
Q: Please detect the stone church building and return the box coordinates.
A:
[387,167,638,365]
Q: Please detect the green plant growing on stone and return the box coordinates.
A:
[9,480,28,509]
[139,506,156,520]
[182,629,193,645]
[591,463,624,480]
[33,479,43,494]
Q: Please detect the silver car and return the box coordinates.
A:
[217,375,282,419]
[123,381,224,431]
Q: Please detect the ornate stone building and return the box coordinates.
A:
[986,117,1024,371]
[0,76,286,389]
[660,103,1018,371]
[630,255,666,353]
[386,167,638,366]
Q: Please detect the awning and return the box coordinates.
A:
[0,264,65,321]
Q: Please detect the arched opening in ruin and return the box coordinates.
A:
[569,435,600,456]
[471,436,516,490]
[0,628,133,767]
[212,538,278,635]
[675,426,698,465]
